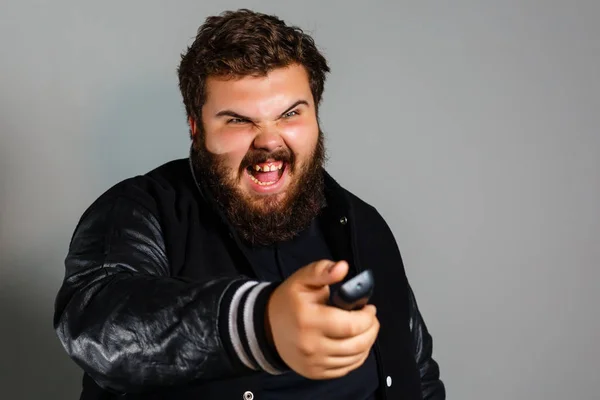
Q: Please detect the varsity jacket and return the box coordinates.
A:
[54,158,445,399]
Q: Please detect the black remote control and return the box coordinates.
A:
[330,269,374,310]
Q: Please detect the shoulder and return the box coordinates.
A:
[346,188,396,239]
[326,173,408,275]
[81,158,192,218]
[324,171,394,236]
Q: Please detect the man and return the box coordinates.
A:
[54,9,445,400]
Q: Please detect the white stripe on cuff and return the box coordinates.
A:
[229,280,259,370]
[243,282,283,375]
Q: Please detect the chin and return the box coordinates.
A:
[246,191,288,213]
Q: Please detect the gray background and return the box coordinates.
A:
[1,0,598,399]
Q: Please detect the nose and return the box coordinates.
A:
[252,126,284,152]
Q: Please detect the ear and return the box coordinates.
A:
[188,117,198,139]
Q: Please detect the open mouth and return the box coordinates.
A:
[245,161,286,187]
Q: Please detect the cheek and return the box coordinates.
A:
[281,120,319,158]
[205,129,254,166]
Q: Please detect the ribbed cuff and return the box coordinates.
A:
[252,283,288,372]
[219,280,288,375]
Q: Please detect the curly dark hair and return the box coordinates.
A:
[177,9,330,137]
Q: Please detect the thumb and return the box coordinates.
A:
[298,260,349,289]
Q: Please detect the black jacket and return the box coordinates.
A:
[54,158,445,399]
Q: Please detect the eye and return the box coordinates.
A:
[227,118,248,124]
[283,110,299,119]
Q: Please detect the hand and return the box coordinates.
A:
[266,260,380,379]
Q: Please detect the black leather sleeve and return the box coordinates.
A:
[408,284,446,399]
[53,195,276,394]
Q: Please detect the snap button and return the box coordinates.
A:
[386,375,392,387]
[243,391,254,400]
[339,216,348,225]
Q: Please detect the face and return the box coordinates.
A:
[190,63,326,245]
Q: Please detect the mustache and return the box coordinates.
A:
[239,147,296,173]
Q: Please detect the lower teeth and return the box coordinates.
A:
[249,175,276,186]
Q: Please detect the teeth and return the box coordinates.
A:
[248,173,276,186]
[251,162,284,172]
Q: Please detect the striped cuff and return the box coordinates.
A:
[219,280,288,375]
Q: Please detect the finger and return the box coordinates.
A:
[294,260,349,291]
[325,350,370,372]
[318,352,367,370]
[318,352,371,379]
[320,319,380,357]
[317,304,377,339]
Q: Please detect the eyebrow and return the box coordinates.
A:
[214,99,309,121]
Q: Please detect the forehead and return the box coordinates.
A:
[204,64,313,114]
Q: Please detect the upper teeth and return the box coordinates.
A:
[253,163,283,172]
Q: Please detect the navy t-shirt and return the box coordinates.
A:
[241,216,379,400]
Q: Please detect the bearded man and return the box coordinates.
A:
[54,9,445,400]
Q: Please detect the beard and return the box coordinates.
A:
[190,131,326,246]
